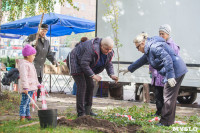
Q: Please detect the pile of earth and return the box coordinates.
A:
[57,115,142,133]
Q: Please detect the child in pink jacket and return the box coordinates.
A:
[18,44,40,121]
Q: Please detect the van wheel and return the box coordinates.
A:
[177,92,197,104]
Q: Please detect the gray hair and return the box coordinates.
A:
[133,32,148,44]
[101,37,114,47]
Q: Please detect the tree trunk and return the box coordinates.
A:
[0,0,2,94]
[0,0,2,24]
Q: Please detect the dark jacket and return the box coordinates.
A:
[2,68,19,85]
[128,36,187,81]
[69,37,114,77]
[23,34,56,77]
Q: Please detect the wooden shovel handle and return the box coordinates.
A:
[34,13,45,48]
[27,94,40,110]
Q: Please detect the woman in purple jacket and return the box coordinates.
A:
[68,37,118,117]
[150,24,180,116]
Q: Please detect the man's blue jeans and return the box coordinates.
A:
[19,91,33,116]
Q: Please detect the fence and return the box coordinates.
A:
[0,71,74,94]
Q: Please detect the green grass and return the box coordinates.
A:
[0,92,99,133]
[1,91,199,133]
[95,105,200,133]
[0,91,21,115]
[0,120,99,133]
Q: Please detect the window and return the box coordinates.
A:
[81,4,85,10]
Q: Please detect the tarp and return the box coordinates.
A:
[0,33,21,39]
[0,13,95,37]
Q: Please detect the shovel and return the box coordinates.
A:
[27,94,40,110]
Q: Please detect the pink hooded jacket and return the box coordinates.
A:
[18,59,40,92]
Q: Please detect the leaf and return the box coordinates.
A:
[2,0,78,21]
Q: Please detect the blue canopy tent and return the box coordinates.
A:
[0,13,95,37]
[0,33,21,39]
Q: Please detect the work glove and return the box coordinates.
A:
[167,78,176,87]
[119,68,129,75]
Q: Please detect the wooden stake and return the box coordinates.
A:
[18,122,39,128]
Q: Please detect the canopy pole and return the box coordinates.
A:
[49,25,52,92]
[50,25,51,46]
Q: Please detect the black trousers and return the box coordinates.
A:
[37,76,42,99]
[154,86,164,115]
[72,74,94,115]
[160,75,185,126]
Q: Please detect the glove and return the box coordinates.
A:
[168,78,176,87]
[119,68,129,75]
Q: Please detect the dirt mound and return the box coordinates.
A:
[57,116,142,133]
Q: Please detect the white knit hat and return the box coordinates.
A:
[159,24,171,35]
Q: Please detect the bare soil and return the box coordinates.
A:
[43,93,200,117]
[58,115,142,133]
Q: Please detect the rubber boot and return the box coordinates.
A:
[85,106,97,116]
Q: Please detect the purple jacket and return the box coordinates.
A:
[69,37,114,77]
[149,38,180,87]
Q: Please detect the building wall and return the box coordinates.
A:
[61,0,96,21]
[59,0,96,44]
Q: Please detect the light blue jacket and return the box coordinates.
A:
[128,36,187,81]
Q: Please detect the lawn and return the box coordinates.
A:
[0,91,199,133]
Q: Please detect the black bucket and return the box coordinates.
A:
[38,109,57,128]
